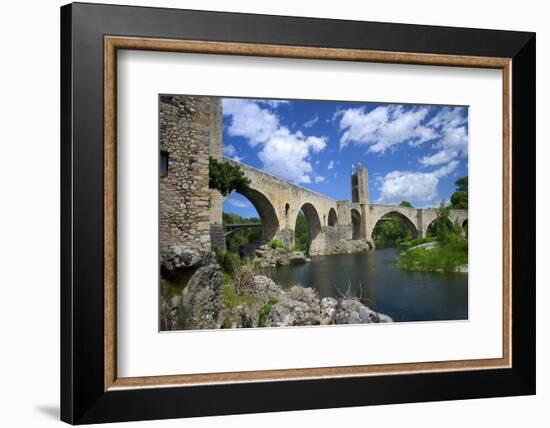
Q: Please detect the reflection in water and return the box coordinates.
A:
[259,249,468,322]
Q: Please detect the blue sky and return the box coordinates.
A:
[222,97,468,218]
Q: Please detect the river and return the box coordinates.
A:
[260,248,468,322]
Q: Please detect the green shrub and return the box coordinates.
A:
[258,297,278,327]
[209,157,251,196]
[214,249,241,278]
[269,239,287,250]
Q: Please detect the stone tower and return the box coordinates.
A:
[351,164,369,203]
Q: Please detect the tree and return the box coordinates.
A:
[399,201,413,208]
[450,176,468,209]
[455,176,468,192]
[209,157,251,196]
[222,212,261,253]
[372,214,413,247]
[434,200,451,244]
[294,211,310,252]
[431,200,465,245]
[450,191,468,209]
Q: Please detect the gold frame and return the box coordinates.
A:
[104,36,512,391]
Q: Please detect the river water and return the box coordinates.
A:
[260,248,468,322]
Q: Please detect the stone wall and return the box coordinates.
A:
[207,99,226,251]
[159,95,214,250]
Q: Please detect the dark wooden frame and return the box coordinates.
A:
[61,2,536,424]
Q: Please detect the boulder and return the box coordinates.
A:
[160,244,214,272]
[288,251,307,264]
[182,260,224,330]
[221,275,284,328]
[286,286,320,308]
[334,298,393,324]
[320,297,338,325]
[252,246,307,267]
[329,240,372,255]
[266,296,321,327]
[253,275,284,300]
[234,268,256,295]
[233,304,255,328]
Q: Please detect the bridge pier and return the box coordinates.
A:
[278,228,295,249]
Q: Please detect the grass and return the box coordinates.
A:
[397,240,468,273]
[222,282,256,309]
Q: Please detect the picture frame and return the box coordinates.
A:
[60,2,535,424]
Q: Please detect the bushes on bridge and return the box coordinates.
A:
[209,157,251,196]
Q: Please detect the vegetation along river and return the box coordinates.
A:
[260,248,468,323]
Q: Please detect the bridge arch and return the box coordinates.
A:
[328,208,338,226]
[371,210,418,241]
[235,187,280,242]
[425,216,453,237]
[296,202,324,255]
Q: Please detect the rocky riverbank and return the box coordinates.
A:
[328,239,372,254]
[160,245,392,331]
[252,244,308,267]
[240,239,372,268]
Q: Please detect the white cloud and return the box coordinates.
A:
[257,129,326,184]
[337,105,437,153]
[377,161,458,204]
[223,99,279,147]
[336,104,468,169]
[419,149,457,166]
[433,160,459,178]
[427,106,467,129]
[328,160,334,170]
[222,144,244,162]
[303,114,319,128]
[420,107,468,166]
[229,198,251,208]
[259,100,289,108]
[223,98,327,184]
[314,175,325,183]
[222,144,236,157]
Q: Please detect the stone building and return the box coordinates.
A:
[159,95,219,250]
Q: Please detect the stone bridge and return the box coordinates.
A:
[210,158,468,255]
[158,95,467,256]
[367,204,468,242]
[221,158,341,255]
